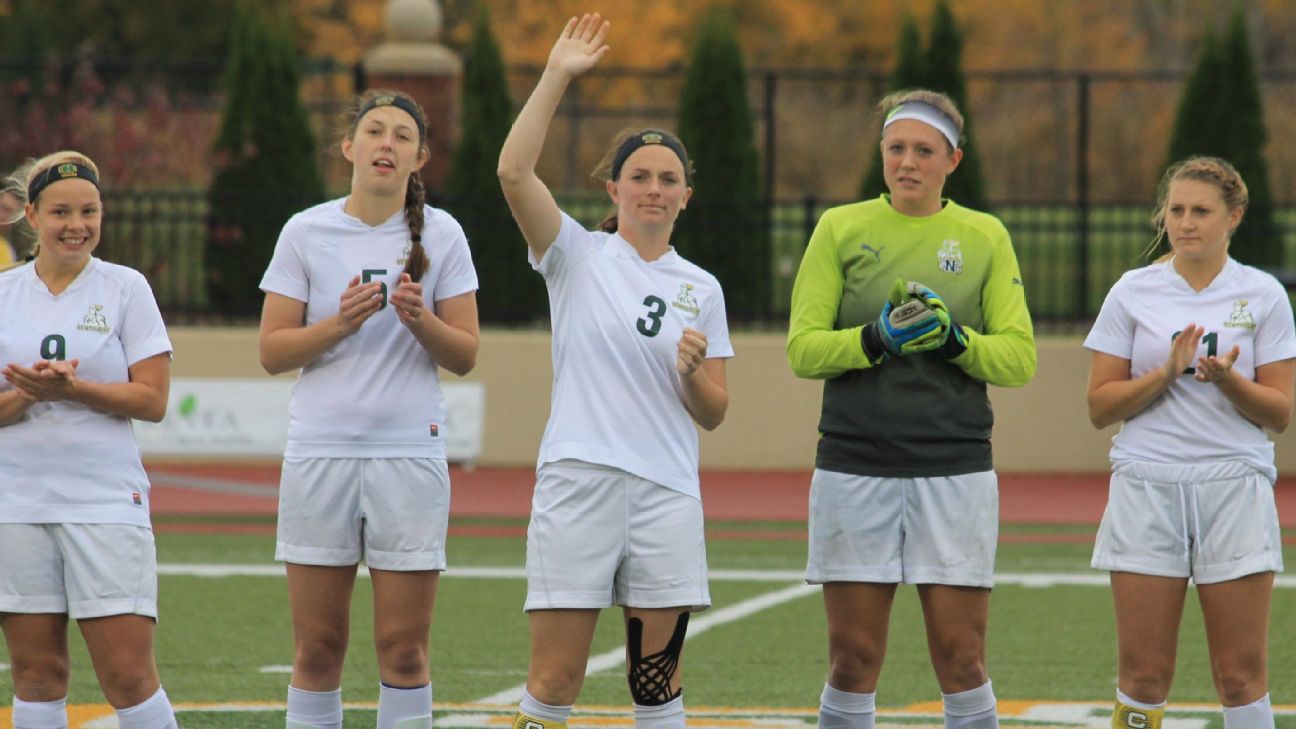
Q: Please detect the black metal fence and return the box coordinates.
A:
[88,189,1296,328]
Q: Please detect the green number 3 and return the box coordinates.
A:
[637,295,667,337]
[1171,330,1218,374]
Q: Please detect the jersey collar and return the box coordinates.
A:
[1161,255,1238,293]
[25,255,98,298]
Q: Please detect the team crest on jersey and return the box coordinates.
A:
[670,283,700,315]
[937,240,963,274]
[76,304,110,333]
[1224,299,1257,330]
[397,241,412,266]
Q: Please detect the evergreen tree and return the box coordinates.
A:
[676,7,770,320]
[206,1,324,316]
[1166,9,1277,267]
[859,14,925,200]
[923,0,988,211]
[444,8,545,323]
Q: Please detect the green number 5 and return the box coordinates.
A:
[637,295,667,337]
[362,268,388,310]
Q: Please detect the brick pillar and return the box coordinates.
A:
[360,0,461,195]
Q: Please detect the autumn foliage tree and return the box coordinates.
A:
[675,7,771,320]
[206,1,324,316]
[1166,9,1277,268]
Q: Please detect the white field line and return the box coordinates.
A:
[155,564,1296,589]
[472,582,820,706]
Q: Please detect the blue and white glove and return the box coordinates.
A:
[860,279,944,364]
[906,281,969,359]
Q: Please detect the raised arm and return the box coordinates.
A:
[497,14,609,260]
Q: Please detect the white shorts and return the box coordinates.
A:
[1091,461,1283,584]
[525,460,710,611]
[806,468,998,588]
[276,457,450,571]
[0,523,158,619]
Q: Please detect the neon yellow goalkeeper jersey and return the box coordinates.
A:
[787,195,1036,477]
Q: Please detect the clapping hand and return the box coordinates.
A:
[3,358,81,402]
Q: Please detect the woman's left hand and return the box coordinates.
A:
[676,327,708,376]
[1195,344,1240,383]
[3,359,80,402]
[391,273,427,327]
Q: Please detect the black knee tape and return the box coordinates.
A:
[626,612,689,706]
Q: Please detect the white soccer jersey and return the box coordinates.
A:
[0,258,172,526]
[259,198,478,459]
[1085,258,1296,480]
[531,213,734,499]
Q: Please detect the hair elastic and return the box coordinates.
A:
[610,130,691,184]
[27,163,99,203]
[358,93,427,140]
[883,102,959,149]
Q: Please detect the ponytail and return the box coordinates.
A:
[402,171,430,282]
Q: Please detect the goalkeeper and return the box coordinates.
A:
[786,89,1036,729]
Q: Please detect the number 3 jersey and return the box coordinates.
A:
[259,198,479,459]
[0,258,173,526]
[531,213,734,500]
[1085,257,1296,479]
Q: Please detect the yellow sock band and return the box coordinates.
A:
[512,712,568,729]
[1113,701,1165,729]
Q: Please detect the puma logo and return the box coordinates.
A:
[859,243,885,262]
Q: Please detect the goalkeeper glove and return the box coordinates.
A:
[905,281,969,359]
[860,279,943,364]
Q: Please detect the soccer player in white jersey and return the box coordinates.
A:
[1086,156,1295,729]
[0,151,178,728]
[498,14,732,729]
[259,89,479,729]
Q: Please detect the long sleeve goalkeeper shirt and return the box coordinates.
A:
[786,196,1037,477]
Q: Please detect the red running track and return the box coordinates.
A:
[145,463,1296,526]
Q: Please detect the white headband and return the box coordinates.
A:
[883,101,959,150]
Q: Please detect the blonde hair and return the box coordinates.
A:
[3,151,102,265]
[876,89,966,150]
[589,127,696,233]
[1145,156,1248,263]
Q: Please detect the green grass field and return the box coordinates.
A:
[2,517,1295,728]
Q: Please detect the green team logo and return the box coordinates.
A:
[670,283,700,315]
[398,241,411,266]
[1224,299,1257,330]
[938,239,963,274]
[76,303,110,333]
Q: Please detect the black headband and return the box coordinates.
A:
[610,130,691,184]
[28,163,99,203]
[358,94,426,140]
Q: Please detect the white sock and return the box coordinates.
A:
[115,686,178,729]
[1117,689,1166,712]
[820,683,877,729]
[943,681,998,729]
[634,695,686,729]
[378,683,433,729]
[1224,694,1275,729]
[286,685,343,729]
[518,687,573,724]
[13,695,69,729]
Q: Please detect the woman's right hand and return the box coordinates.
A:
[336,275,385,337]
[547,14,610,78]
[1163,323,1203,384]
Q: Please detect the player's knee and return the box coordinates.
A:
[927,637,986,686]
[626,613,688,706]
[10,654,70,700]
[826,628,885,683]
[294,633,349,677]
[527,666,585,706]
[375,637,429,681]
[1211,663,1265,707]
[97,664,158,708]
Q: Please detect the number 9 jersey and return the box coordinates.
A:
[530,213,734,500]
[0,258,173,526]
[1084,257,1296,479]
